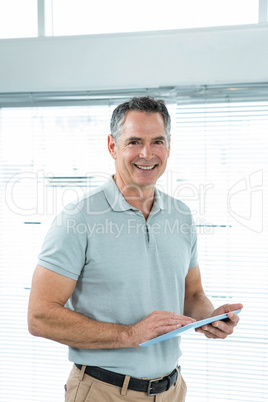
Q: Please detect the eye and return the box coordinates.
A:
[155,140,164,145]
[128,140,139,145]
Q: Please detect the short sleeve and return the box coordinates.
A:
[38,204,88,280]
[189,214,198,269]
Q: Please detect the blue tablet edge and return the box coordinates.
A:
[139,309,242,347]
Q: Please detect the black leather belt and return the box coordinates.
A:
[75,364,179,396]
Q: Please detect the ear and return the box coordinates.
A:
[108,135,117,160]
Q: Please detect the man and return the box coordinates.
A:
[28,96,242,401]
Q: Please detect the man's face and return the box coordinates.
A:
[108,110,170,192]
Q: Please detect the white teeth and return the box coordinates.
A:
[136,165,156,170]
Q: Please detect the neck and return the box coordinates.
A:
[113,175,155,219]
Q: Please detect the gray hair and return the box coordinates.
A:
[110,96,171,145]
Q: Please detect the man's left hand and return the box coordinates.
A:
[195,303,243,339]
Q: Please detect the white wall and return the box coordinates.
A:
[1,24,268,93]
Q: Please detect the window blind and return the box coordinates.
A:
[173,86,268,401]
[0,85,267,401]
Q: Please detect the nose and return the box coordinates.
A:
[139,144,153,160]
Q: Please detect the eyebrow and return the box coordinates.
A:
[124,137,141,144]
[153,136,167,142]
[124,136,167,144]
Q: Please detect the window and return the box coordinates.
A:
[0,0,37,39]
[0,0,260,40]
[174,87,268,401]
[49,0,259,36]
[0,103,116,400]
[0,85,267,400]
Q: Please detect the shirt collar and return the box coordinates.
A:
[102,176,166,213]
[152,188,166,212]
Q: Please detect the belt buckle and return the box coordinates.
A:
[147,376,164,396]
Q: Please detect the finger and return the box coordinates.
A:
[207,327,228,339]
[155,323,184,336]
[195,308,242,339]
[156,316,197,335]
[195,328,218,339]
[197,323,230,339]
[154,316,195,331]
[229,303,243,311]
[211,320,234,335]
[227,311,240,325]
[217,303,243,315]
[169,312,196,322]
[153,312,196,327]
[151,311,195,322]
[210,312,239,333]
[151,315,196,338]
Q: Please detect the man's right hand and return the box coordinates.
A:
[127,310,196,347]
[28,266,195,350]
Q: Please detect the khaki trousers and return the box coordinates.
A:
[65,364,187,402]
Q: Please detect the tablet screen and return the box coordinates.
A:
[139,309,242,347]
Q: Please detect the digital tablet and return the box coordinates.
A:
[139,309,242,347]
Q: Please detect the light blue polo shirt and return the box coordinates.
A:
[38,177,198,378]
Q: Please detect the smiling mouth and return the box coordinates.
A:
[134,164,157,170]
